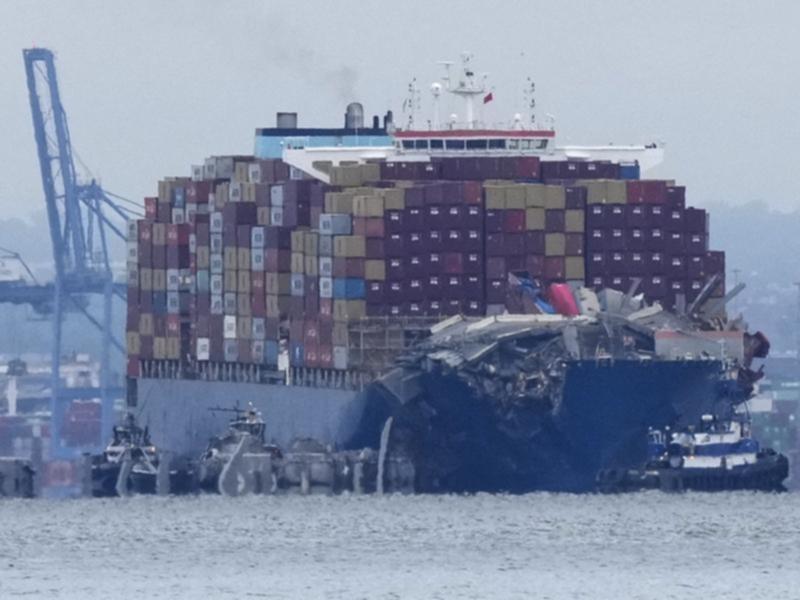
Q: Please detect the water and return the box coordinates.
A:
[1,492,798,599]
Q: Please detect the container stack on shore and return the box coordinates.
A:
[125,154,725,385]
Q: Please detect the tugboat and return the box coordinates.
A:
[197,405,282,494]
[597,414,789,493]
[90,414,157,497]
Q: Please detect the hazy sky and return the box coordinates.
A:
[1,1,799,220]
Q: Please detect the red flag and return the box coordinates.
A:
[483,92,493,104]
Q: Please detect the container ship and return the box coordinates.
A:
[125,54,767,492]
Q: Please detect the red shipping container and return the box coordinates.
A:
[503,210,526,233]
[462,181,483,204]
[543,257,565,280]
[352,217,367,236]
[565,233,584,256]
[126,357,140,377]
[443,252,464,274]
[144,197,158,221]
[515,155,541,179]
[365,218,385,238]
[318,345,333,369]
[627,180,668,204]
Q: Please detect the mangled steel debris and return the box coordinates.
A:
[364,283,769,493]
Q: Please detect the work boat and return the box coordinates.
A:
[283,52,664,182]
[598,414,789,492]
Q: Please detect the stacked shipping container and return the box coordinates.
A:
[126,154,725,379]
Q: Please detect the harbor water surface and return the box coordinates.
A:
[1,492,798,599]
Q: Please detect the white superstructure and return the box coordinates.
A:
[283,52,664,183]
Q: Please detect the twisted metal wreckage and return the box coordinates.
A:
[361,276,769,493]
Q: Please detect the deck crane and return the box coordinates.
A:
[22,47,142,460]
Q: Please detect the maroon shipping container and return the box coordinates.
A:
[543,257,565,280]
[144,198,157,221]
[443,252,465,274]
[626,180,668,205]
[515,156,541,179]
[565,233,584,256]
[462,180,483,204]
[502,210,525,233]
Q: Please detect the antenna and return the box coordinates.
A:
[524,76,536,128]
[431,82,442,130]
[403,78,421,129]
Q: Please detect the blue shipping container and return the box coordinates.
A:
[290,342,304,367]
[619,163,640,180]
[265,340,280,366]
[333,277,366,299]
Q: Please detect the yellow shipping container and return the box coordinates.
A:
[565,209,585,233]
[525,208,545,230]
[365,259,386,280]
[525,184,547,208]
[334,235,366,258]
[545,233,566,256]
[544,185,566,210]
[565,256,586,280]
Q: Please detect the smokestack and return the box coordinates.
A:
[383,110,393,130]
[344,102,364,129]
[372,115,380,129]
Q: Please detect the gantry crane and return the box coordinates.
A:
[22,48,142,459]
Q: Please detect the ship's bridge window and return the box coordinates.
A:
[520,140,532,150]
[430,139,444,150]
[414,140,429,150]
[401,140,414,150]
[466,139,487,150]
[445,139,466,150]
[488,139,506,149]
[507,139,519,150]
[536,139,548,150]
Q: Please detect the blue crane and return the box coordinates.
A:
[22,48,141,462]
